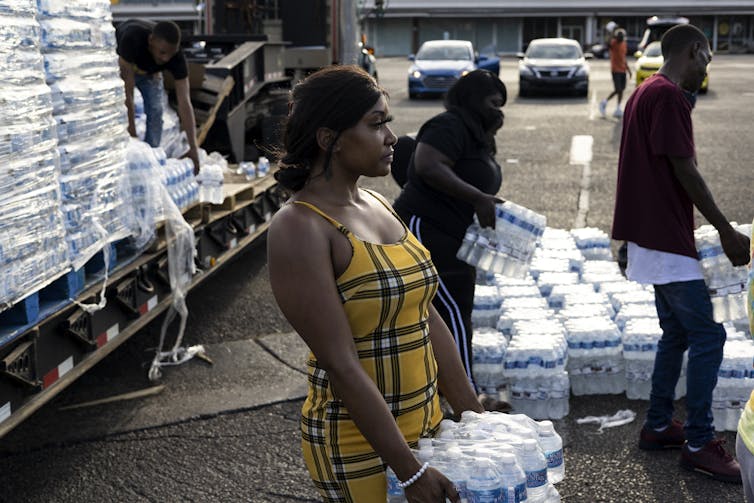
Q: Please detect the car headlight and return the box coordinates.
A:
[574,65,588,77]
[411,70,422,79]
[519,64,534,76]
[459,69,470,77]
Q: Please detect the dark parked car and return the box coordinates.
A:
[589,36,640,59]
[407,40,500,99]
[518,38,591,97]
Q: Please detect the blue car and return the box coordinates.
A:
[408,40,500,99]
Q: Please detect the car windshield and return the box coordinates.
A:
[644,42,662,57]
[416,45,471,60]
[527,44,581,59]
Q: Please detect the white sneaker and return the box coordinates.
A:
[613,107,624,118]
[598,100,607,117]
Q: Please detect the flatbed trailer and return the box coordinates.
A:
[0,170,287,439]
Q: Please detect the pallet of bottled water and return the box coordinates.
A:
[0,5,71,307]
[695,223,752,323]
[457,202,546,278]
[712,326,754,432]
[386,412,564,503]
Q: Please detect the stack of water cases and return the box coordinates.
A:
[471,327,508,399]
[695,223,752,323]
[495,275,570,420]
[124,139,164,247]
[457,201,546,278]
[38,0,130,269]
[386,412,565,503]
[0,0,69,306]
[161,157,199,210]
[471,284,502,329]
[712,324,754,432]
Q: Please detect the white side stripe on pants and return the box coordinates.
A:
[409,216,475,388]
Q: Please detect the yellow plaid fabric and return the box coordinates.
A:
[294,192,443,503]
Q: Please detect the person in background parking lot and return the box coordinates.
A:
[599,27,633,118]
[393,70,509,411]
[268,66,485,503]
[612,24,750,484]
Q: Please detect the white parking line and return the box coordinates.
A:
[569,135,594,228]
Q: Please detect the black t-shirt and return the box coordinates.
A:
[115,19,188,79]
[393,110,502,240]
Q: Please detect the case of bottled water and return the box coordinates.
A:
[695,224,751,323]
[570,227,613,261]
[547,284,597,311]
[564,317,625,395]
[471,285,503,329]
[472,328,508,393]
[383,411,565,502]
[536,272,580,298]
[622,318,687,400]
[164,158,200,210]
[581,260,625,287]
[712,328,754,431]
[457,202,546,278]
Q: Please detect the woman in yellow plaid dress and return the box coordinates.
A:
[268,66,485,502]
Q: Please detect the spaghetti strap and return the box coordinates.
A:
[292,200,350,234]
[361,188,408,231]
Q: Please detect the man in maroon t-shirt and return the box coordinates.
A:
[612,24,749,482]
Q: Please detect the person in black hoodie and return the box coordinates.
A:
[393,70,506,404]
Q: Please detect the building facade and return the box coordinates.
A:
[360,0,754,56]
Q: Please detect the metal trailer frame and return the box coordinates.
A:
[0,173,287,439]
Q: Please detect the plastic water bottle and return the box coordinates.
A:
[437,450,470,503]
[239,161,256,180]
[466,457,504,503]
[520,439,548,502]
[457,225,480,263]
[497,452,527,503]
[537,421,564,484]
[386,466,406,503]
[257,156,270,177]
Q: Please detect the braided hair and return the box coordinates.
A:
[275,66,387,191]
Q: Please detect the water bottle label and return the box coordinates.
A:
[545,448,563,469]
[526,468,547,488]
[386,471,403,496]
[468,487,503,502]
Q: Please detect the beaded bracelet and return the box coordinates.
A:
[397,461,430,489]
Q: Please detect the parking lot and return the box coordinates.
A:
[1,55,753,502]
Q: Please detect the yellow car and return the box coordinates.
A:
[634,41,709,92]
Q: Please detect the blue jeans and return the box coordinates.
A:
[646,280,726,447]
[135,73,164,148]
